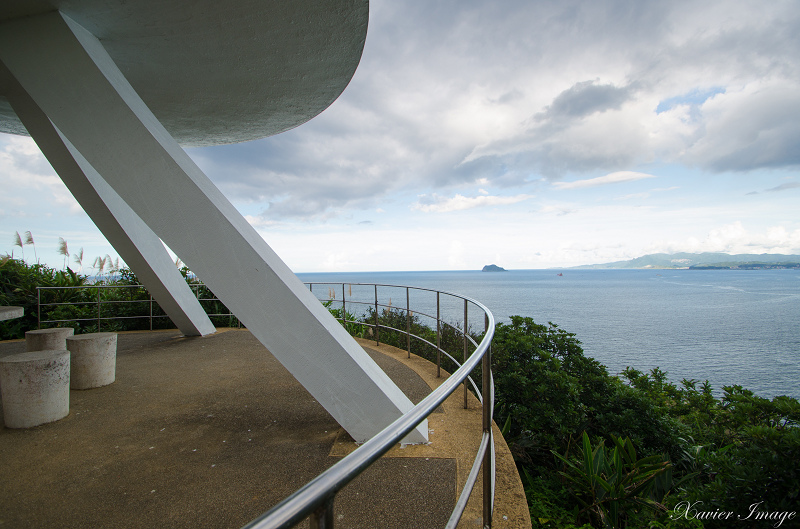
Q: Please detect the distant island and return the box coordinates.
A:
[482,264,507,272]
[571,252,800,270]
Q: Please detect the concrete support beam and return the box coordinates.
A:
[0,67,215,337]
[0,11,426,443]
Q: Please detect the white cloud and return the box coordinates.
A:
[682,81,800,171]
[4,0,800,273]
[652,222,800,256]
[553,171,657,190]
[0,136,83,218]
[411,193,533,213]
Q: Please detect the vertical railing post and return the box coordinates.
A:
[342,284,347,326]
[149,291,154,331]
[483,312,493,528]
[436,291,441,378]
[406,287,411,358]
[374,284,379,346]
[37,287,42,329]
[309,496,335,529]
[463,298,469,409]
[97,285,101,331]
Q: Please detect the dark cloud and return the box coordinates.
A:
[537,80,634,121]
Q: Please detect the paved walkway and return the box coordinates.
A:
[0,329,530,528]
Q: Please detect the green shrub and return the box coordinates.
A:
[0,258,91,339]
[553,432,671,528]
[492,317,680,474]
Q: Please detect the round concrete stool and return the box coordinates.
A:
[0,350,70,428]
[66,333,117,389]
[25,327,74,352]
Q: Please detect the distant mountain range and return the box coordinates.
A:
[571,252,800,270]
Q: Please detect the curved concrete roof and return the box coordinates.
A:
[0,0,368,146]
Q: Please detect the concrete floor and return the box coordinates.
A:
[0,329,530,529]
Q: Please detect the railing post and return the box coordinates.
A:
[149,292,154,331]
[342,284,346,326]
[483,313,493,528]
[97,285,101,331]
[463,298,469,409]
[309,496,335,529]
[37,287,41,329]
[436,291,441,378]
[406,287,411,358]
[374,284,379,346]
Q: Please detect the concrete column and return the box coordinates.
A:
[0,350,70,428]
[25,327,74,352]
[0,11,426,443]
[67,333,117,389]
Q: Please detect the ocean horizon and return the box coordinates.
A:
[298,268,800,400]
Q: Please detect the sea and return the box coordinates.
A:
[297,269,800,400]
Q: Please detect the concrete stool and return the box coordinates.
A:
[0,350,70,428]
[66,333,117,389]
[25,327,74,352]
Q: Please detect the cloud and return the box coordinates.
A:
[0,136,82,218]
[765,182,800,193]
[654,221,800,256]
[682,82,800,172]
[553,171,657,190]
[461,80,642,177]
[412,193,533,213]
[180,0,800,221]
[4,0,800,273]
[747,181,800,195]
[537,80,634,121]
[539,205,577,216]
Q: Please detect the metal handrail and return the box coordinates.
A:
[36,283,239,330]
[34,280,497,528]
[240,283,495,529]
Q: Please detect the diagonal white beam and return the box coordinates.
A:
[0,66,215,337]
[0,11,427,443]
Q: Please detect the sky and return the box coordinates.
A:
[2,0,800,273]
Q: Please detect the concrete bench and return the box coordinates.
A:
[25,327,74,352]
[66,333,117,389]
[0,350,70,428]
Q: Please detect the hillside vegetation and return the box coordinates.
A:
[572,252,800,270]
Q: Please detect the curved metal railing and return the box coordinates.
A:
[242,283,496,529]
[33,281,497,528]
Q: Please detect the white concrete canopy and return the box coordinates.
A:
[0,2,429,443]
[0,0,369,146]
